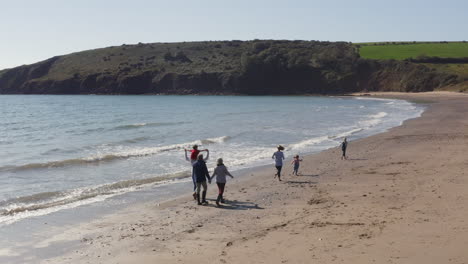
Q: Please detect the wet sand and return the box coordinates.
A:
[44,92,468,264]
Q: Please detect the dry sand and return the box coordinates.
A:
[44,92,468,264]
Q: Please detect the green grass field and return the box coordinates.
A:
[358,42,468,60]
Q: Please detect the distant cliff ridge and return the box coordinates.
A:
[0,40,459,94]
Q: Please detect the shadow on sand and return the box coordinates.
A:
[204,199,264,210]
[285,180,318,185]
[297,174,320,177]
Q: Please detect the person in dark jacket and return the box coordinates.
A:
[192,154,211,205]
[185,147,209,200]
[341,137,348,160]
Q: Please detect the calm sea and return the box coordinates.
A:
[0,95,423,226]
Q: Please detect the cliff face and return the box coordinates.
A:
[0,40,459,94]
[356,59,459,92]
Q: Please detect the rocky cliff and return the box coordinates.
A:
[0,40,459,94]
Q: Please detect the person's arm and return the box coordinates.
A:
[210,167,217,181]
[184,149,190,161]
[291,159,295,165]
[204,165,211,183]
[282,153,285,160]
[272,152,276,159]
[203,149,210,161]
[225,167,234,178]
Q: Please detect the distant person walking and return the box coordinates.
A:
[210,158,234,206]
[272,145,285,181]
[341,138,348,160]
[192,154,211,205]
[185,145,209,199]
[291,154,303,176]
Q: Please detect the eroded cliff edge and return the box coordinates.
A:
[0,40,459,94]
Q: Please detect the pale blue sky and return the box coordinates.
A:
[1,0,466,70]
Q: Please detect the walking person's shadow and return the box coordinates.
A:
[297,174,319,177]
[205,199,264,210]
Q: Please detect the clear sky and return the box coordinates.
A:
[1,0,466,70]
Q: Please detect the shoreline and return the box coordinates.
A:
[6,91,468,263]
[0,95,418,229]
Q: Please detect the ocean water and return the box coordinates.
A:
[0,95,424,226]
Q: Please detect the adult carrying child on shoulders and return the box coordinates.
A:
[185,144,209,200]
[192,153,211,205]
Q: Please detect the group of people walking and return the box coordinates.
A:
[185,145,233,206]
[184,137,348,206]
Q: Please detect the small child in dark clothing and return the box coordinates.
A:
[341,138,348,160]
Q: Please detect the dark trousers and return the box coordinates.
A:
[275,165,282,177]
[216,182,226,195]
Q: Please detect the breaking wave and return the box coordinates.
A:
[113,121,189,130]
[0,171,191,226]
[0,136,232,173]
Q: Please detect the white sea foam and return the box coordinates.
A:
[0,95,425,228]
[354,97,395,102]
[369,112,388,119]
[288,136,331,151]
[332,128,365,139]
[359,112,388,128]
[0,136,232,172]
[0,171,191,226]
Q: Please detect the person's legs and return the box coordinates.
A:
[196,182,203,205]
[192,172,197,199]
[294,164,299,175]
[216,183,226,205]
[192,180,197,199]
[276,166,282,181]
[216,183,222,205]
[201,181,208,204]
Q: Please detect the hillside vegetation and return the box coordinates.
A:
[0,40,462,94]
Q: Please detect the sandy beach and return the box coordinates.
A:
[42,92,468,264]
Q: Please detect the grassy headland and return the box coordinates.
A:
[358,42,468,60]
[0,40,464,94]
[357,42,468,91]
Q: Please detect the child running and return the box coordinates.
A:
[291,154,303,176]
[185,145,209,199]
[272,145,285,181]
[210,158,234,207]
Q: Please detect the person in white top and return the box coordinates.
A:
[210,158,234,206]
[272,145,285,181]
